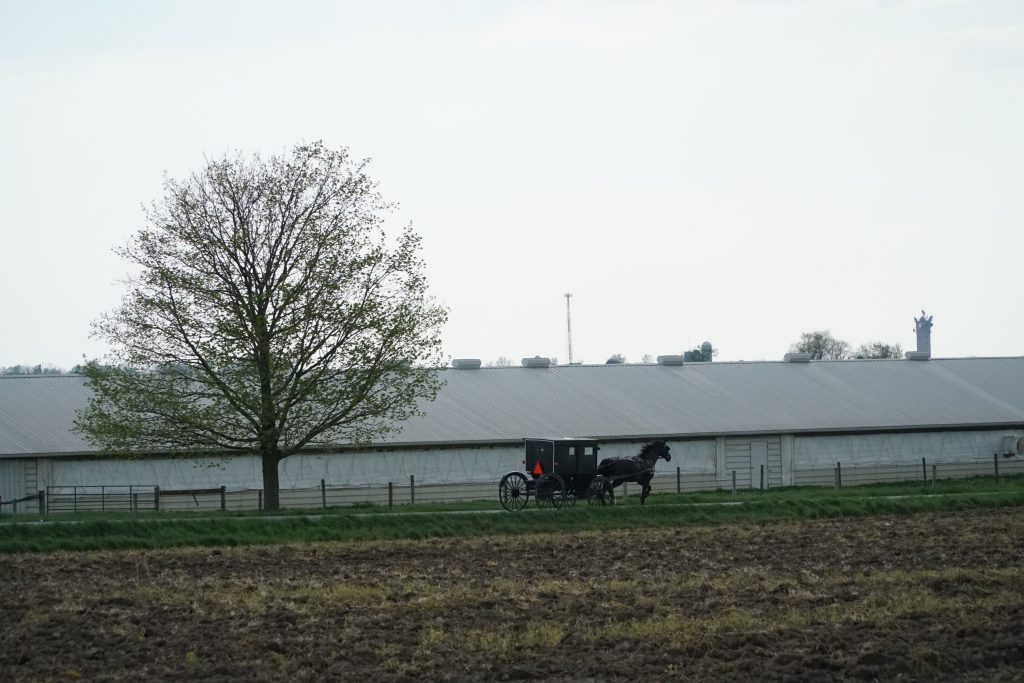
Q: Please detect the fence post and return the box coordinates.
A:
[73,486,78,512]
[410,475,415,505]
[220,485,227,512]
[931,464,937,489]
[257,490,263,512]
[994,453,1000,481]
[101,486,106,512]
[388,482,394,510]
[321,479,327,509]
[154,486,160,511]
[676,466,681,495]
[760,464,765,491]
[38,490,46,515]
[731,470,736,497]
[922,457,927,483]
[837,462,842,489]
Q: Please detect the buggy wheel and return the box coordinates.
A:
[499,472,530,512]
[535,473,566,509]
[586,475,611,506]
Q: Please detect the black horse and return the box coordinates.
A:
[596,441,672,505]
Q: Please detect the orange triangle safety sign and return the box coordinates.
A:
[532,461,544,476]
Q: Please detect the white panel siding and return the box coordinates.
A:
[723,437,783,489]
[24,459,38,495]
[725,439,752,487]
[767,438,782,488]
[793,458,1024,487]
[794,430,1018,469]
[25,432,1021,499]
[44,440,711,492]
[49,447,527,491]
[0,459,25,510]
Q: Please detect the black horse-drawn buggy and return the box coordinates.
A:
[498,438,671,511]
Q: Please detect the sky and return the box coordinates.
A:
[1,0,1022,369]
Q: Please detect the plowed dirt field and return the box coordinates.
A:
[2,508,1023,681]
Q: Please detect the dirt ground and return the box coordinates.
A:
[2,508,1023,682]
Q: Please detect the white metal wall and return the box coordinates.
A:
[46,446,524,491]
[41,440,708,492]
[598,440,715,475]
[793,430,1019,469]
[0,459,25,511]
[26,430,1022,495]
[717,437,783,489]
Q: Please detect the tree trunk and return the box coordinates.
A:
[261,453,281,512]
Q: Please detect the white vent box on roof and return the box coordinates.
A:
[656,355,685,366]
[451,359,481,370]
[521,356,551,368]
[783,353,812,363]
[905,351,930,361]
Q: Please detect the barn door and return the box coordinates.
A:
[750,441,768,489]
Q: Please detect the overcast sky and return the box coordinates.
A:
[2,0,1021,369]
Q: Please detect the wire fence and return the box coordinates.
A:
[2,454,1022,516]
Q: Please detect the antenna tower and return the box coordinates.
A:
[564,292,574,364]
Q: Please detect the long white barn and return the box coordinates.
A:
[2,354,1023,511]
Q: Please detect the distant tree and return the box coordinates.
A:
[640,354,654,364]
[487,356,514,367]
[854,342,904,359]
[790,331,852,360]
[0,364,64,375]
[74,142,447,511]
[605,354,626,364]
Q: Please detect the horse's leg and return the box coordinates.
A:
[640,474,653,505]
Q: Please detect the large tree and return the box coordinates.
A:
[790,330,852,360]
[75,143,447,510]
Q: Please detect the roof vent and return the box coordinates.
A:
[784,352,812,363]
[656,355,685,366]
[521,356,551,368]
[451,358,481,370]
[904,351,930,361]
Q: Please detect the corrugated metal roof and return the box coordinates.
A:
[389,357,1024,445]
[2,357,1023,456]
[0,375,96,456]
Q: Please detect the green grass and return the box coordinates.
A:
[7,473,1019,523]
[1,474,1023,554]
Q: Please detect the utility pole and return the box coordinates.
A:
[565,292,574,365]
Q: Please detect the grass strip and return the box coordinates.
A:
[1,489,1022,554]
[5,473,1020,524]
